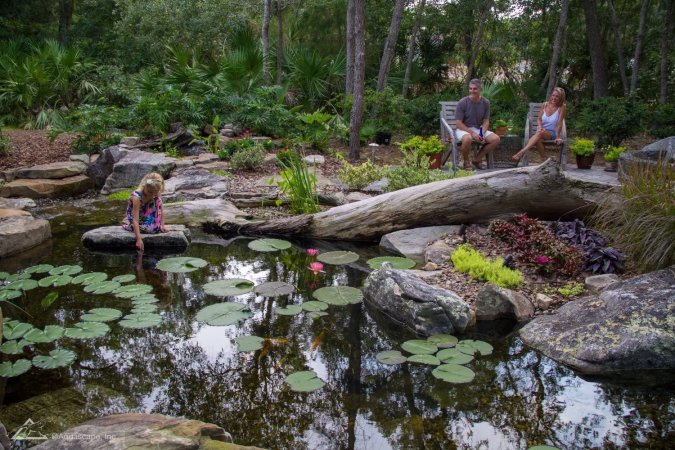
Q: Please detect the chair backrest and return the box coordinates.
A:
[439,101,459,129]
[527,102,542,136]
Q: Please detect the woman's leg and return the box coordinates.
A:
[512,132,543,161]
[535,131,553,161]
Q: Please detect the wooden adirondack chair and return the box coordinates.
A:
[439,101,494,169]
[521,102,569,170]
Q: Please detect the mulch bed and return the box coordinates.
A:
[0,130,77,171]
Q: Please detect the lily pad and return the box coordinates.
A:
[80,308,123,322]
[0,339,30,355]
[407,354,441,366]
[301,301,328,312]
[431,363,476,384]
[436,348,474,365]
[0,290,22,302]
[113,284,153,298]
[119,313,162,329]
[376,350,408,365]
[131,295,159,304]
[72,272,108,285]
[156,257,208,273]
[312,286,363,305]
[235,335,265,352]
[32,349,76,369]
[38,274,72,287]
[41,292,59,308]
[254,281,295,297]
[307,311,328,319]
[401,339,438,355]
[23,325,65,343]
[7,279,38,291]
[0,359,31,377]
[111,274,136,283]
[24,264,54,274]
[195,302,250,326]
[83,280,121,294]
[131,304,158,314]
[456,339,494,356]
[247,238,292,252]
[6,272,31,282]
[367,256,416,270]
[285,370,325,392]
[49,265,83,276]
[275,305,303,316]
[3,321,33,340]
[65,322,110,339]
[427,334,458,348]
[317,251,359,265]
[203,279,255,297]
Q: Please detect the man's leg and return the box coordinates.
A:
[460,135,473,168]
[476,133,500,163]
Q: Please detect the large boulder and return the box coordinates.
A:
[100,150,176,194]
[363,266,472,336]
[0,175,94,199]
[162,166,230,202]
[475,283,534,322]
[165,199,252,227]
[86,145,131,189]
[380,225,461,262]
[0,216,51,257]
[619,136,675,181]
[15,160,87,179]
[0,208,31,219]
[81,225,190,251]
[520,267,675,375]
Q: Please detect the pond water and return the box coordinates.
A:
[1,198,673,449]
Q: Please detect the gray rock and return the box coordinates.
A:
[163,166,227,194]
[619,137,675,181]
[585,273,620,293]
[119,136,140,146]
[101,150,177,194]
[0,216,51,258]
[15,160,87,179]
[0,175,94,199]
[363,266,471,336]
[639,136,675,158]
[304,154,325,165]
[193,152,220,164]
[86,145,131,189]
[69,154,90,164]
[380,225,460,262]
[475,284,534,322]
[0,208,31,219]
[0,169,16,182]
[345,192,372,203]
[163,181,231,202]
[164,199,252,227]
[424,240,455,265]
[81,225,190,252]
[0,197,36,209]
[362,178,388,193]
[520,267,675,375]
[173,158,194,169]
[0,421,9,450]
[535,293,554,310]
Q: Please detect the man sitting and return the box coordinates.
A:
[455,78,501,170]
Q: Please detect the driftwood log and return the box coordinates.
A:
[208,159,617,242]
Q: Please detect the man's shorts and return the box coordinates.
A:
[455,127,495,141]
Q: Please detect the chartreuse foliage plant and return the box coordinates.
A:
[450,244,522,288]
[570,138,595,157]
[336,154,385,190]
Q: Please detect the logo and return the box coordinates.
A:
[10,418,48,442]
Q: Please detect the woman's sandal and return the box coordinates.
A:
[472,160,487,170]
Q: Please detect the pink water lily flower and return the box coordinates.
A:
[306,248,320,257]
[308,261,325,275]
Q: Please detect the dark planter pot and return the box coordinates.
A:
[428,153,442,169]
[604,160,618,172]
[375,131,392,145]
[495,126,507,137]
[575,154,595,169]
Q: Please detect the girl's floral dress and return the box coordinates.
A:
[122,190,163,233]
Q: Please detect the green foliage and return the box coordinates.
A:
[602,145,625,162]
[645,103,675,138]
[365,87,406,133]
[274,157,320,214]
[450,244,522,288]
[403,93,444,136]
[557,282,584,297]
[231,86,295,137]
[0,126,10,156]
[570,138,596,157]
[576,97,645,146]
[286,47,345,110]
[337,155,385,190]
[275,148,303,168]
[106,189,131,201]
[229,142,266,170]
[294,111,332,150]
[385,144,470,192]
[398,135,444,156]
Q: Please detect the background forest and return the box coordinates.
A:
[0,0,673,158]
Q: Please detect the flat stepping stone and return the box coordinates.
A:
[81,225,190,252]
[0,198,36,210]
[15,160,87,179]
[0,208,31,219]
[0,175,94,199]
[0,216,51,257]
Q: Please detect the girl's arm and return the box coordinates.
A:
[131,196,144,251]
[158,197,167,233]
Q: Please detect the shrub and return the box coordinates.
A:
[570,138,596,157]
[229,143,266,170]
[645,103,675,138]
[552,219,625,274]
[365,87,407,134]
[398,135,444,156]
[403,93,443,136]
[602,145,625,162]
[450,244,522,288]
[576,96,645,146]
[337,156,386,190]
[294,111,332,151]
[0,126,10,156]
[557,282,584,297]
[273,157,320,214]
[276,148,303,168]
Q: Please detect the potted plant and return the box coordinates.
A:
[602,145,625,172]
[493,119,509,137]
[398,135,445,169]
[570,138,596,169]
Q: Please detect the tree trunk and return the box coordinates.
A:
[630,0,651,93]
[210,160,614,242]
[660,0,675,103]
[582,0,609,98]
[607,0,628,95]
[276,3,284,86]
[546,0,570,97]
[345,0,355,94]
[262,0,272,85]
[348,0,365,161]
[58,0,74,45]
[466,1,491,86]
[376,0,407,92]
[402,0,427,98]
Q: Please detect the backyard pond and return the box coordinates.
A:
[0,198,673,449]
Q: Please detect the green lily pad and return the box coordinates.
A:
[254,281,295,297]
[41,291,59,308]
[317,251,359,265]
[6,272,31,282]
[301,301,328,312]
[436,348,474,365]
[0,359,31,377]
[307,311,328,319]
[111,274,136,283]
[407,354,441,365]
[0,339,30,355]
[65,322,110,339]
[38,274,72,287]
[203,279,255,297]
[112,284,153,298]
[195,302,251,326]
[131,295,159,304]
[83,280,121,294]
[32,349,76,369]
[72,272,108,285]
[131,304,158,314]
[312,286,363,305]
[376,350,408,365]
[7,279,38,291]
[456,339,494,356]
[367,256,416,270]
[0,290,22,302]
[235,335,265,352]
[275,305,303,316]
[49,265,83,276]
[23,325,65,343]
[285,370,325,392]
[119,313,162,329]
[3,321,33,340]
[432,363,476,384]
[427,334,458,348]
[156,257,208,273]
[401,339,438,355]
[24,264,54,274]
[80,308,123,322]
[247,238,292,252]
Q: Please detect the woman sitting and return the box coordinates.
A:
[512,87,566,162]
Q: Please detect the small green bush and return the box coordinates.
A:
[645,103,675,138]
[398,135,444,156]
[570,138,596,157]
[276,148,303,168]
[337,156,386,190]
[558,282,584,297]
[0,127,11,156]
[230,143,266,170]
[576,96,645,146]
[106,189,132,201]
[602,145,625,162]
[450,244,522,288]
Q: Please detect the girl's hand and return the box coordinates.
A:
[135,237,144,251]
[160,225,168,233]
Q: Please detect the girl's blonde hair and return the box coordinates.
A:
[550,87,566,106]
[138,172,164,195]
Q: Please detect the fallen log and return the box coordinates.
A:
[207,159,618,241]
